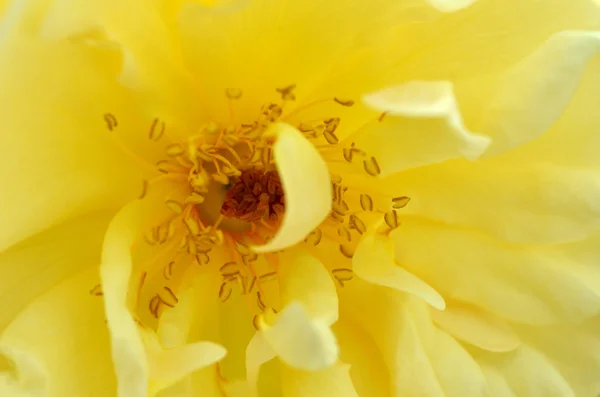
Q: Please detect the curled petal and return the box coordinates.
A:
[431,305,520,352]
[253,123,332,253]
[261,303,338,371]
[353,231,446,310]
[352,81,490,176]
[278,248,338,325]
[482,30,600,156]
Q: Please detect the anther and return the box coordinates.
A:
[384,210,400,229]
[392,196,411,209]
[89,284,103,296]
[103,113,118,130]
[138,180,149,200]
[363,157,381,176]
[165,200,184,214]
[226,88,243,100]
[360,194,374,211]
[149,118,166,141]
[334,97,355,107]
[259,272,278,283]
[219,282,233,302]
[349,214,367,234]
[276,84,297,101]
[339,244,355,258]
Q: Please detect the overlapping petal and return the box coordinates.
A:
[254,123,332,253]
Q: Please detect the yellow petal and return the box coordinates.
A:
[431,304,520,352]
[351,82,490,176]
[425,330,490,396]
[101,184,186,397]
[479,346,574,397]
[262,303,338,371]
[148,338,226,395]
[281,363,358,397]
[246,331,276,393]
[101,203,150,397]
[390,161,600,244]
[338,284,444,397]
[40,0,198,129]
[0,266,116,397]
[278,248,338,325]
[391,218,600,325]
[482,30,600,156]
[512,319,600,397]
[480,366,517,397]
[175,0,438,123]
[333,320,390,397]
[353,231,445,310]
[0,210,113,332]
[0,36,149,251]
[253,123,331,253]
[425,0,477,12]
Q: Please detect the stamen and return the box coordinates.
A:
[256,291,266,311]
[165,200,184,214]
[332,268,354,287]
[103,113,117,130]
[339,244,355,258]
[89,284,103,296]
[258,271,278,284]
[334,97,355,107]
[138,180,149,200]
[305,229,322,246]
[363,157,382,176]
[219,282,233,302]
[226,88,243,100]
[163,261,174,280]
[149,118,166,141]
[392,196,411,209]
[165,143,185,157]
[384,210,400,229]
[276,84,297,101]
[349,214,367,234]
[160,287,179,307]
[360,194,374,211]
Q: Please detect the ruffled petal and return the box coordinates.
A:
[431,304,520,352]
[281,363,359,397]
[278,248,338,325]
[353,230,445,310]
[425,330,489,396]
[391,218,600,325]
[333,320,389,397]
[477,346,574,397]
[0,36,150,251]
[338,281,444,396]
[102,190,225,397]
[261,303,338,371]
[349,82,490,176]
[513,319,600,397]
[175,0,440,123]
[481,31,600,155]
[253,123,331,253]
[0,211,113,332]
[0,266,116,397]
[388,161,600,244]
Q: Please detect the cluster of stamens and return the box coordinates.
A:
[99,84,411,327]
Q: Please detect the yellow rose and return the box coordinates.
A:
[2,0,600,396]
